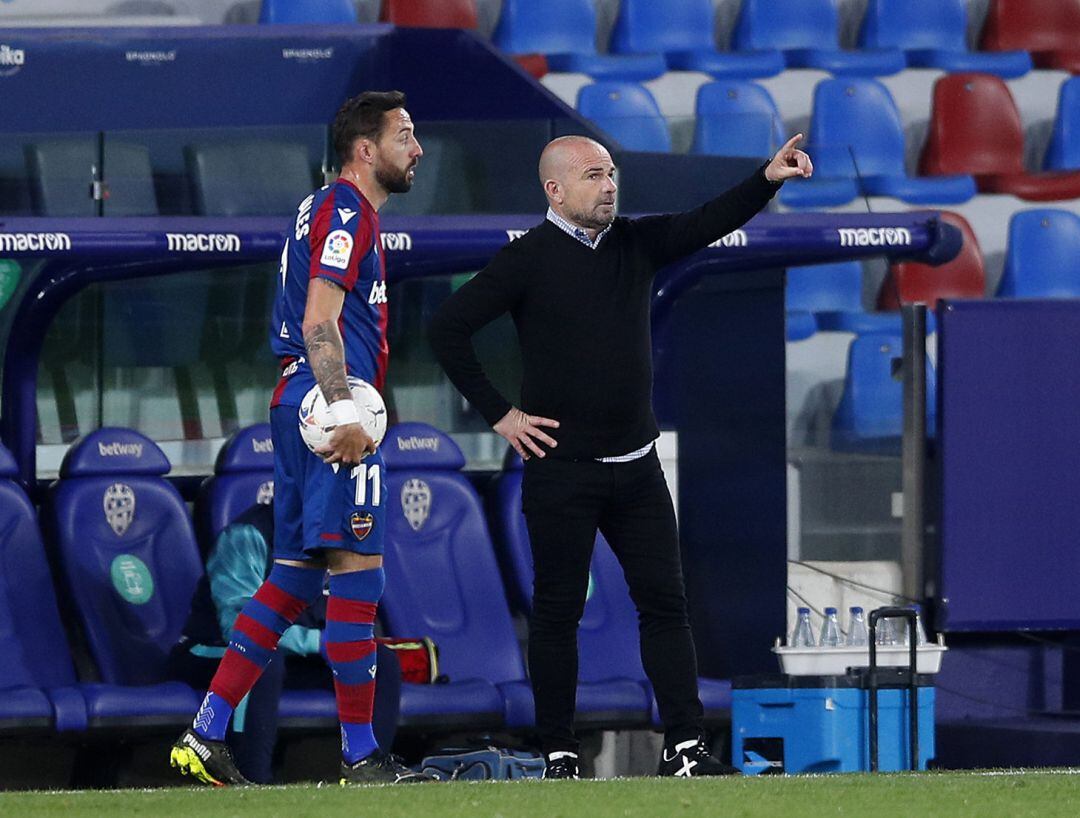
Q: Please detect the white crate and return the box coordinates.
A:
[772,642,947,676]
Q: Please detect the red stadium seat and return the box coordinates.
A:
[980,0,1080,72]
[512,53,549,79]
[918,73,1080,201]
[877,212,985,309]
[380,0,478,29]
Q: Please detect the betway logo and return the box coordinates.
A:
[251,438,273,454]
[396,436,440,452]
[707,229,748,248]
[0,45,25,67]
[98,442,144,458]
[838,227,912,248]
[381,232,412,251]
[166,233,241,253]
[126,50,176,63]
[0,232,71,252]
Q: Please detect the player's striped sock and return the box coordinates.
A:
[194,563,325,741]
[325,567,384,764]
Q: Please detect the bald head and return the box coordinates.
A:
[538,136,618,234]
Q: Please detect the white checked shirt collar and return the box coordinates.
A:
[546,207,611,250]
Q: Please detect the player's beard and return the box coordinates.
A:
[376,160,415,194]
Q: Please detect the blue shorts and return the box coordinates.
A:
[270,404,386,561]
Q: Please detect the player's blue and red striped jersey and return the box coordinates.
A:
[269,178,389,409]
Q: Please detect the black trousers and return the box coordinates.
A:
[521,448,704,753]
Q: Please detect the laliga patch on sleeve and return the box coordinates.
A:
[320,229,354,270]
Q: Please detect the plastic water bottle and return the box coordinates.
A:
[908,604,929,646]
[876,615,898,646]
[846,606,868,646]
[791,607,815,647]
[819,607,841,647]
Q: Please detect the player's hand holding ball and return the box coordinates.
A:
[765,133,814,183]
[299,377,388,466]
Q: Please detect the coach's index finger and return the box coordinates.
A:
[780,133,804,153]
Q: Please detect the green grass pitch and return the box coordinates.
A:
[3,771,1080,818]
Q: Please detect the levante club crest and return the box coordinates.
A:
[350,511,375,541]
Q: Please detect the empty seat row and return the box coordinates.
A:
[576,74,1080,205]
[0,422,728,737]
[275,0,1080,81]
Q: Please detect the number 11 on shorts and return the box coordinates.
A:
[351,463,381,507]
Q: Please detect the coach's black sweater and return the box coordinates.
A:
[428,167,781,460]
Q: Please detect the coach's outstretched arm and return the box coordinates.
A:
[303,277,375,465]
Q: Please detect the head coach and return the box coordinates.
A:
[428,133,812,779]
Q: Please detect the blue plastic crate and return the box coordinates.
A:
[732,674,935,774]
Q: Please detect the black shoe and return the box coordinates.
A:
[340,750,436,785]
[543,751,580,779]
[657,737,738,777]
[170,728,252,787]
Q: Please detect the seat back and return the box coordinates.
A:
[832,333,937,444]
[380,424,525,685]
[859,0,968,51]
[185,141,314,215]
[691,81,784,158]
[1045,77,1080,171]
[981,0,1080,52]
[381,0,477,28]
[786,262,864,314]
[196,423,274,552]
[878,212,985,308]
[492,0,597,55]
[577,82,671,153]
[998,209,1080,297]
[259,0,356,23]
[490,451,646,683]
[732,0,840,51]
[26,140,158,217]
[919,73,1025,177]
[0,444,79,692]
[48,429,203,685]
[809,78,906,178]
[610,0,715,54]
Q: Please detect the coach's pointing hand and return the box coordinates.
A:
[494,407,560,461]
[765,134,813,183]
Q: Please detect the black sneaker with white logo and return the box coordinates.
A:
[169,728,252,786]
[657,737,738,777]
[340,750,436,785]
[543,751,580,779]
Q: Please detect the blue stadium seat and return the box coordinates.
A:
[997,209,1080,297]
[732,0,906,76]
[46,429,203,725]
[691,81,785,158]
[259,0,356,24]
[0,443,86,733]
[859,0,1031,78]
[787,261,926,334]
[379,423,519,729]
[609,0,784,78]
[831,333,937,452]
[195,423,274,553]
[1045,77,1080,171]
[807,78,976,204]
[492,0,665,81]
[577,82,672,153]
[490,451,725,724]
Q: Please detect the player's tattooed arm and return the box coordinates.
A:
[302,278,350,403]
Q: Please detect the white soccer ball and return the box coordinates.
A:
[298,377,387,454]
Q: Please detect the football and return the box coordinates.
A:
[297,377,388,454]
